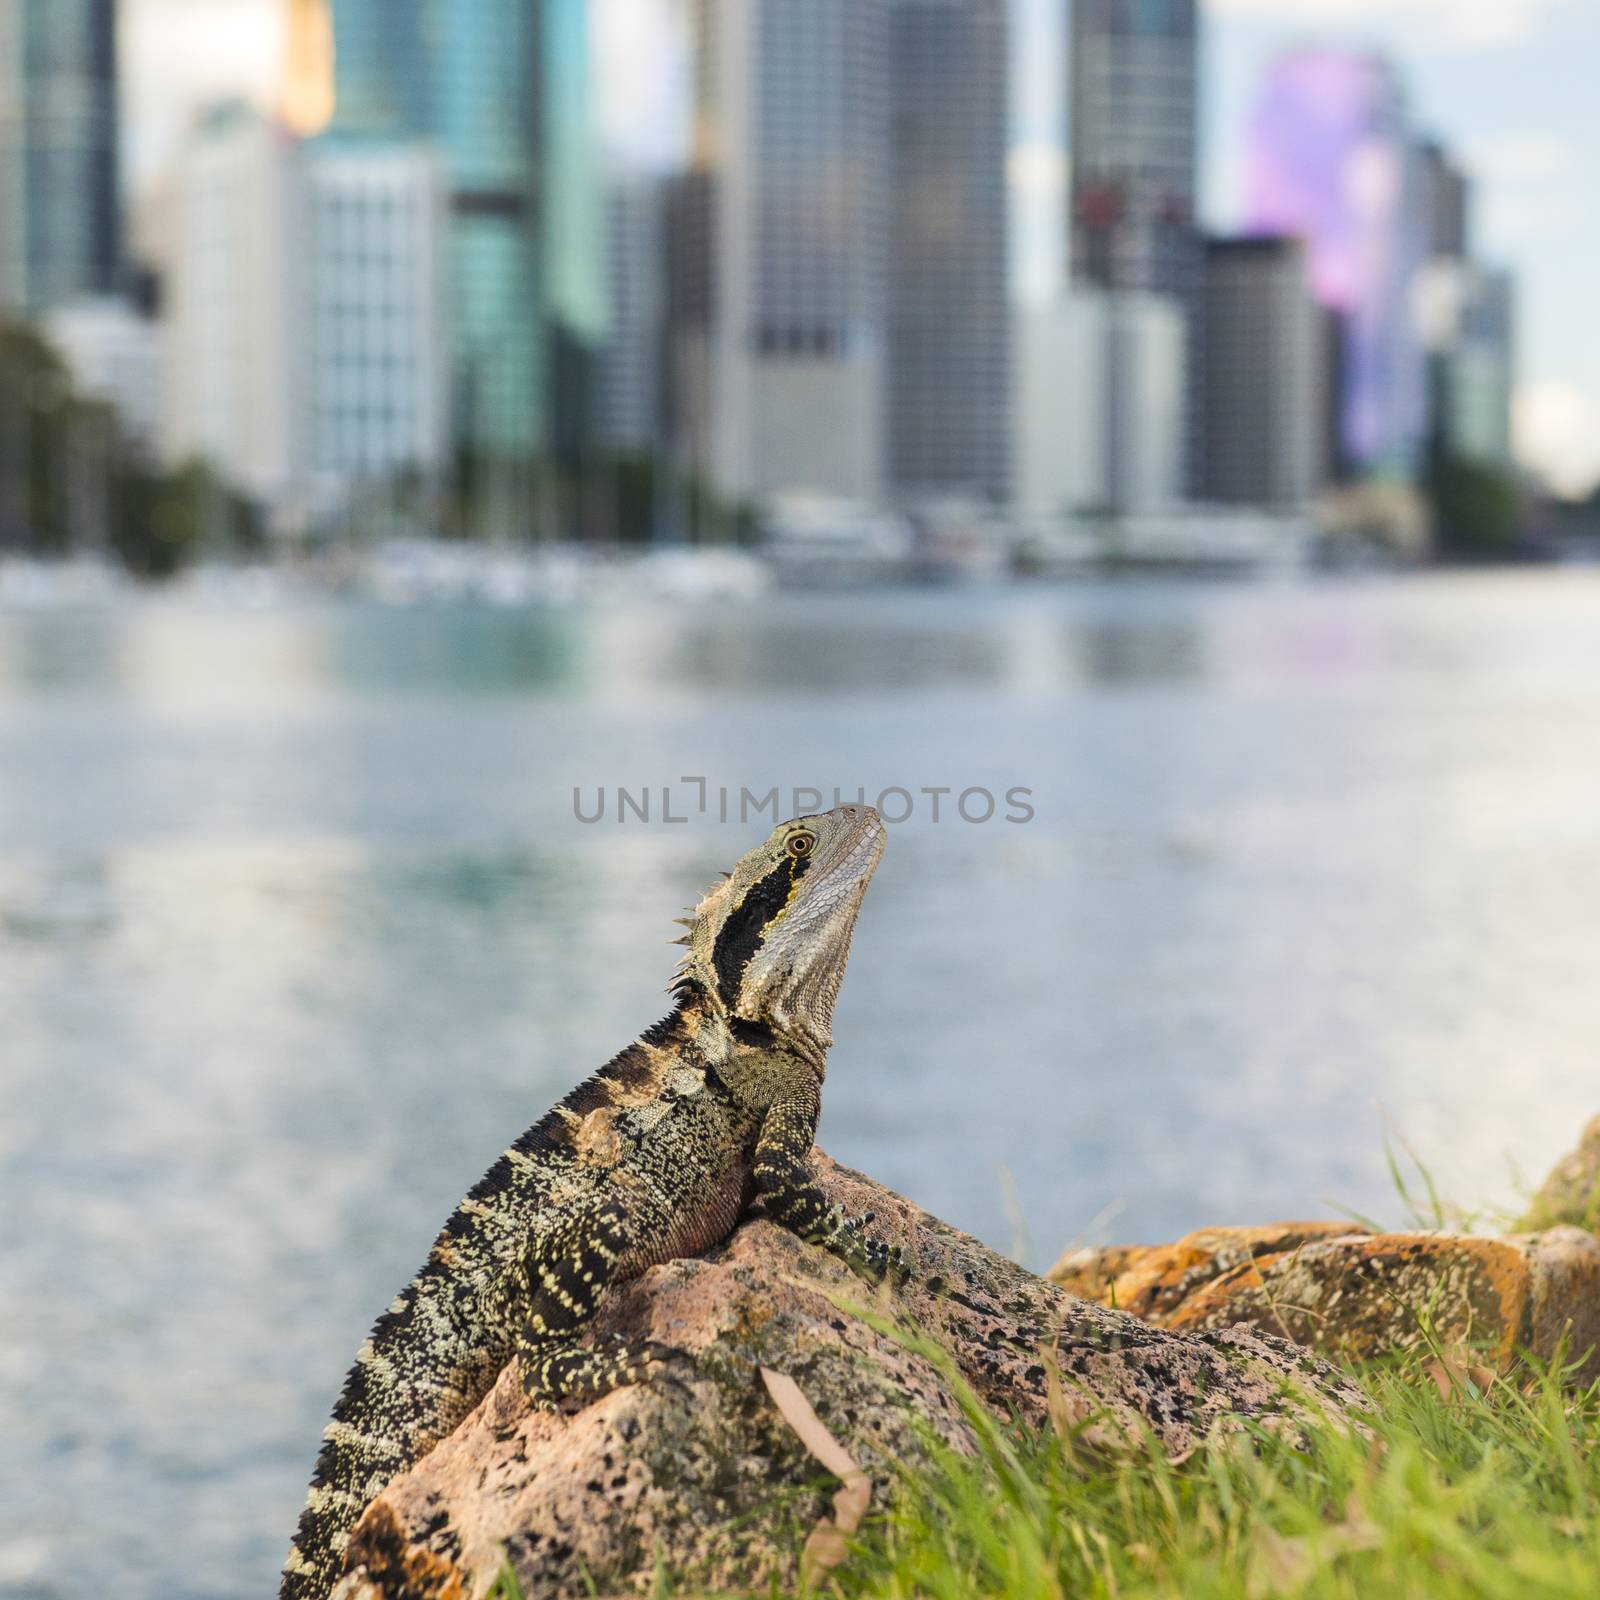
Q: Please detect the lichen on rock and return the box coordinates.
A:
[1051,1224,1600,1380]
[1520,1114,1600,1234]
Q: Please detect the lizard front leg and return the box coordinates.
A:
[750,1094,910,1285]
[514,1202,689,1409]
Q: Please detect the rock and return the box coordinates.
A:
[330,1156,1368,1600]
[1523,1227,1600,1366]
[1050,1223,1600,1379]
[1519,1114,1600,1233]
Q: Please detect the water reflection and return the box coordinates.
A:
[0,589,1225,704]
[1068,615,1207,685]
[327,606,585,695]
[1,609,124,692]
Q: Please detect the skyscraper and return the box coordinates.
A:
[161,106,448,520]
[323,0,605,470]
[1246,51,1428,479]
[1069,0,1198,298]
[1410,138,1514,472]
[432,1,546,462]
[673,0,891,504]
[316,0,427,138]
[1443,267,1514,468]
[539,0,608,461]
[1198,237,1329,508]
[0,0,119,315]
[1011,292,1108,516]
[889,0,1010,503]
[301,141,451,507]
[1416,140,1470,261]
[597,171,666,454]
[1068,0,1198,508]
[161,108,307,508]
[1421,262,1515,471]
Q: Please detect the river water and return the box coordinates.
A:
[5,572,1600,1596]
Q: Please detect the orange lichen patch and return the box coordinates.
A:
[1164,1233,1533,1370]
[1052,1219,1600,1382]
[342,1501,468,1600]
[1051,1223,1370,1323]
[1045,1243,1151,1301]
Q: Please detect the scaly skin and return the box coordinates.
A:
[282,805,898,1600]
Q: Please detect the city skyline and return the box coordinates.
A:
[119,0,1600,499]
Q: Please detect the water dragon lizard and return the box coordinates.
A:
[282,804,901,1599]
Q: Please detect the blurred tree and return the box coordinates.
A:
[0,321,76,552]
[109,460,263,580]
[439,440,752,546]
[1,319,263,577]
[1426,454,1522,559]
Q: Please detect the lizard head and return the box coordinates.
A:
[674,804,886,1063]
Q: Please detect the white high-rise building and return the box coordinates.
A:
[672,0,890,506]
[1011,292,1107,515]
[161,105,448,524]
[1105,293,1187,512]
[45,297,162,453]
[162,108,300,506]
[1012,287,1184,515]
[300,141,450,513]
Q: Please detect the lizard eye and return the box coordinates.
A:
[786,831,815,858]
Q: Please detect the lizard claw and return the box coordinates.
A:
[848,1235,912,1287]
[877,1243,913,1286]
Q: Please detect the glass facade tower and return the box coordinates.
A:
[326,0,604,464]
[890,0,1010,501]
[0,0,119,316]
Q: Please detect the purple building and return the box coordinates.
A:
[1245,51,1427,478]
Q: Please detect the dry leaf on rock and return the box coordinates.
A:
[760,1366,872,1579]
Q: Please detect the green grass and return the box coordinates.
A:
[816,1143,1600,1600]
[826,1350,1600,1600]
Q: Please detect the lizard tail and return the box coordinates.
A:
[280,1480,363,1600]
[280,1368,411,1600]
[280,1267,497,1600]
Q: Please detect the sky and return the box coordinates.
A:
[122,0,1600,496]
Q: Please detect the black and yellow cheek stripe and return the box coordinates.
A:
[711,855,810,1008]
